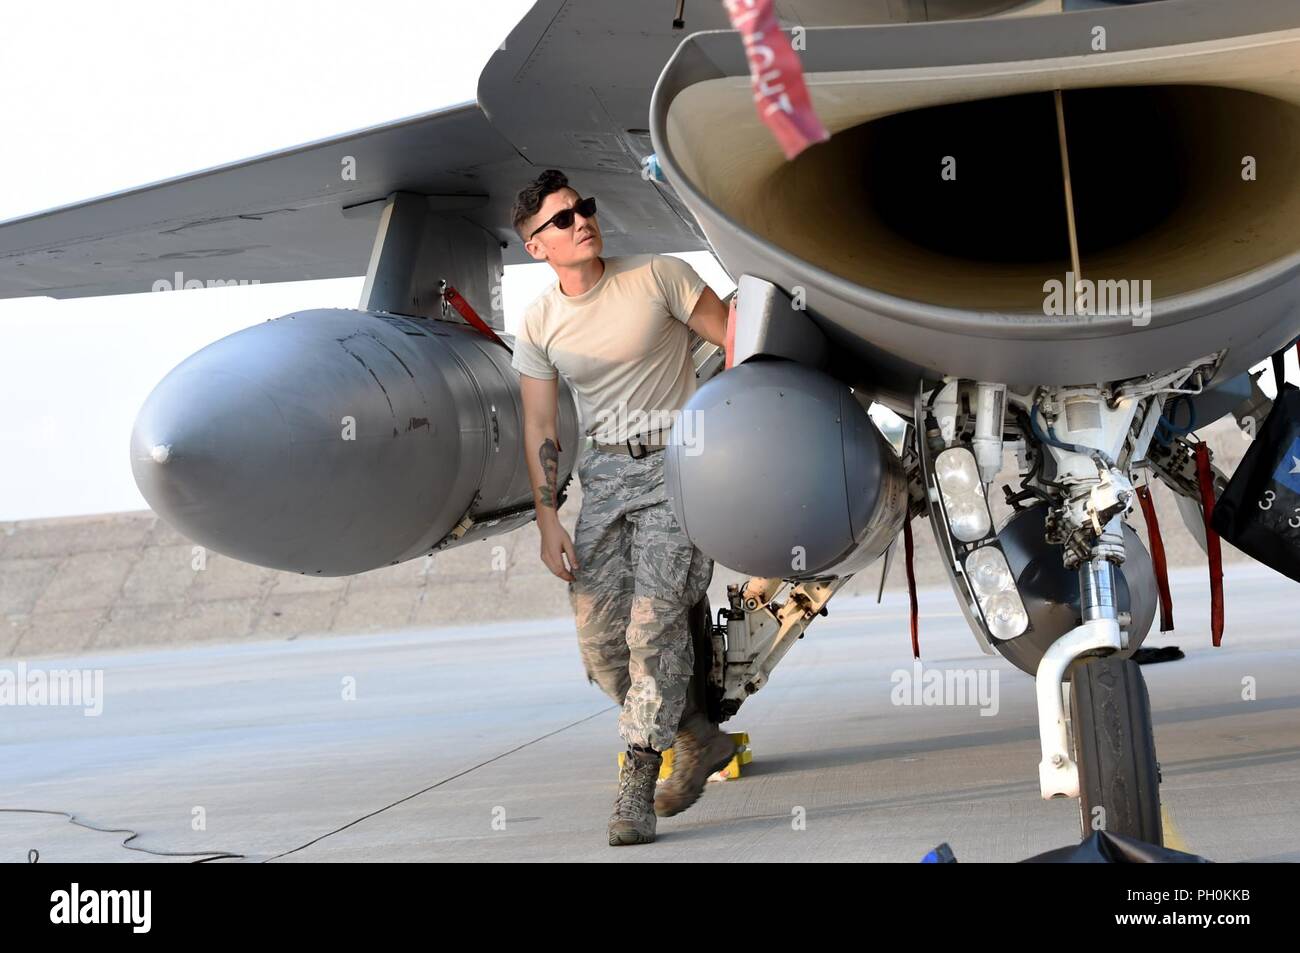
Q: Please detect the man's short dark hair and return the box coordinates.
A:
[512,169,573,238]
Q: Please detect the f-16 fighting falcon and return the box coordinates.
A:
[3,0,1300,852]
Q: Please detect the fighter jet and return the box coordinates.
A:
[2,0,1297,848]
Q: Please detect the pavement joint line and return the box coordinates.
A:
[260,704,618,863]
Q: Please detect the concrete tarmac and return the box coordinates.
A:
[2,563,1297,862]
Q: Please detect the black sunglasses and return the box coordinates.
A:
[529,196,597,238]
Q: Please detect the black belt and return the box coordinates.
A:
[591,430,670,459]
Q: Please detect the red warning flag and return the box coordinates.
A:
[1193,442,1225,647]
[722,0,830,160]
[442,285,509,352]
[1135,484,1174,632]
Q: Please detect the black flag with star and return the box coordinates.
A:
[1214,383,1300,583]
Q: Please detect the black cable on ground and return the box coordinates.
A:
[0,807,245,863]
[261,704,618,863]
[5,706,618,864]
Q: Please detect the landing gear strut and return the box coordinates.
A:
[1073,556,1162,844]
[1034,528,1164,845]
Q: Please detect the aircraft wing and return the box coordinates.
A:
[0,103,500,299]
[0,0,722,302]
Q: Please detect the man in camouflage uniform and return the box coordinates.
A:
[569,446,715,747]
[510,169,737,845]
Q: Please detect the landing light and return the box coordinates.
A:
[963,545,1029,639]
[934,448,991,541]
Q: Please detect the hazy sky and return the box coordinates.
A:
[0,0,733,521]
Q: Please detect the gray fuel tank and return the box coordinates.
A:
[131,308,579,575]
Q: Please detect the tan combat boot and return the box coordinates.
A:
[654,721,736,818]
[608,746,662,846]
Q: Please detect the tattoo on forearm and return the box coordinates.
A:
[537,438,560,508]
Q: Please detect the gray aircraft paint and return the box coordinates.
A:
[1,0,1292,579]
[131,310,579,575]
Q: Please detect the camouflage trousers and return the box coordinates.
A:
[567,444,714,752]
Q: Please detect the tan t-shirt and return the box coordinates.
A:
[510,254,707,444]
